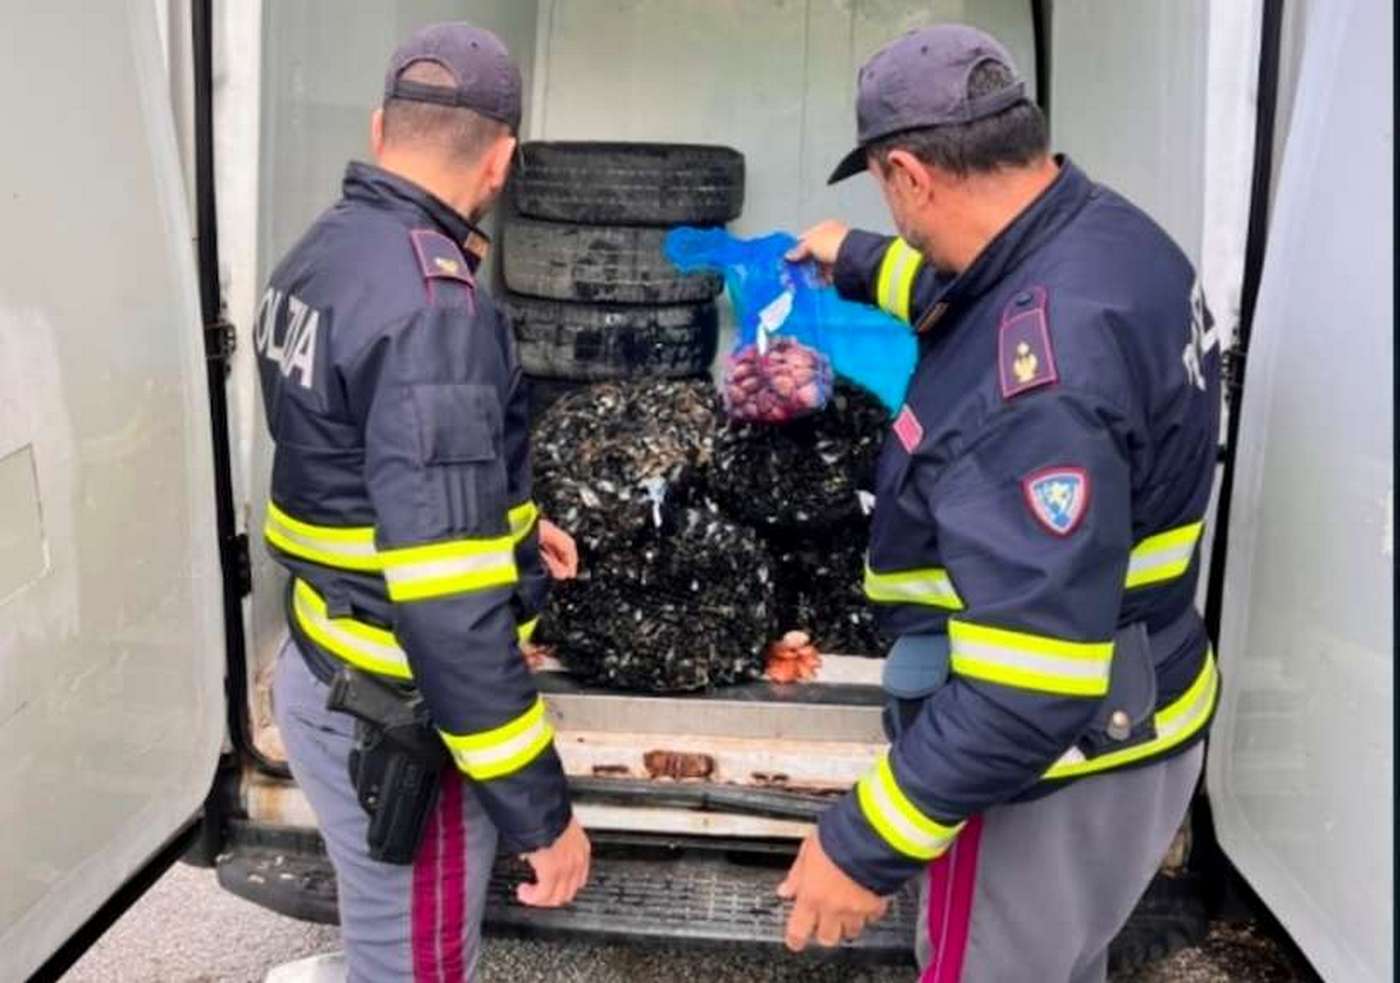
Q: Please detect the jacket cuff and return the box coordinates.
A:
[473,747,573,854]
[817,788,928,896]
[833,229,892,305]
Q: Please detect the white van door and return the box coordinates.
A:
[1207,1,1393,980]
[0,1,227,979]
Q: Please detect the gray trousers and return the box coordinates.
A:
[273,639,499,983]
[914,742,1204,983]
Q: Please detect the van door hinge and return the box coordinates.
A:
[232,532,252,597]
[1221,345,1247,406]
[204,317,237,370]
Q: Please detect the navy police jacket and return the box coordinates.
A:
[254,162,568,852]
[819,160,1222,894]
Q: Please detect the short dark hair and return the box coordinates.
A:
[381,59,508,165]
[868,60,1048,177]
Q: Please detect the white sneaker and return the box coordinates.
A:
[263,951,347,983]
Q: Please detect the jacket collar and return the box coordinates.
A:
[915,156,1094,332]
[342,161,491,267]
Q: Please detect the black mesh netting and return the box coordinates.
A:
[532,379,721,558]
[543,504,776,691]
[533,378,889,691]
[709,384,886,532]
[771,521,883,656]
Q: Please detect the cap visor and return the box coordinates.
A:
[826,146,869,185]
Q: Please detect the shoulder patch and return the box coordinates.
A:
[892,404,924,453]
[998,285,1058,400]
[1023,466,1089,536]
[409,229,473,285]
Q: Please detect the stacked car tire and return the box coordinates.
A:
[501,142,745,417]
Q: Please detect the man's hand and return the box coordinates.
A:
[785,220,850,280]
[518,817,591,907]
[538,518,578,580]
[778,831,888,951]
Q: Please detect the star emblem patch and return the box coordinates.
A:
[1023,466,1090,536]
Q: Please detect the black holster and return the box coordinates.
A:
[326,666,448,865]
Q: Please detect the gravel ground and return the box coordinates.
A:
[63,863,1306,983]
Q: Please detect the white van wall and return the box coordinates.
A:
[0,3,225,976]
[526,0,1035,237]
[1049,0,1210,267]
[258,0,539,276]
[1207,1,1394,978]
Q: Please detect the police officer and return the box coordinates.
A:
[779,25,1221,981]
[256,23,588,981]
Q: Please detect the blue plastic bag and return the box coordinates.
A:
[664,227,915,415]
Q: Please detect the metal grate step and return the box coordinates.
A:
[217,822,916,964]
[484,852,917,962]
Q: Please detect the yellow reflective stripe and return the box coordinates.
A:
[891,243,922,322]
[292,579,412,680]
[863,563,965,610]
[380,535,518,602]
[509,501,539,544]
[865,520,1206,614]
[440,696,555,781]
[265,502,382,572]
[292,580,546,684]
[1125,521,1205,589]
[1045,649,1218,779]
[266,500,541,577]
[856,752,963,861]
[875,239,923,323]
[949,620,1113,697]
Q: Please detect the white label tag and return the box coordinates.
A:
[755,290,794,354]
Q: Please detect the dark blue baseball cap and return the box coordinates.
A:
[384,22,523,133]
[827,24,1028,184]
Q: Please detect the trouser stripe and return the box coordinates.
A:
[412,796,442,980]
[923,814,984,983]
[439,772,466,981]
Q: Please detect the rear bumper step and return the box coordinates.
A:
[485,853,916,961]
[215,823,916,962]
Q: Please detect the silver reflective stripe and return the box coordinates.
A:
[450,717,550,772]
[383,551,515,588]
[1155,662,1219,742]
[292,582,410,677]
[265,503,380,570]
[379,535,519,601]
[864,564,963,609]
[951,640,1111,684]
[270,522,376,560]
[949,621,1112,696]
[1126,539,1197,583]
[1124,522,1204,589]
[863,769,951,857]
[1044,651,1218,780]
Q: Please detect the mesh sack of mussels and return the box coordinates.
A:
[709,383,888,532]
[542,503,777,691]
[532,377,890,691]
[531,379,721,558]
[771,521,883,656]
[722,337,835,423]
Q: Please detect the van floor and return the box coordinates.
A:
[62,865,1309,982]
